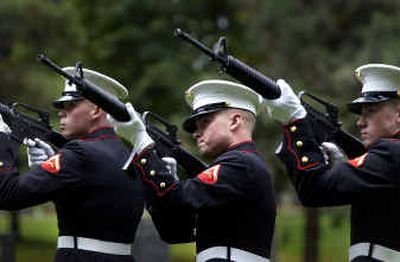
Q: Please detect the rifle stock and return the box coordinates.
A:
[143,111,207,177]
[333,129,366,159]
[299,92,365,158]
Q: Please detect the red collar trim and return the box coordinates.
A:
[80,126,117,141]
[227,139,254,150]
[87,125,113,134]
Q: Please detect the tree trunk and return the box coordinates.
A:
[304,208,319,262]
[10,211,20,241]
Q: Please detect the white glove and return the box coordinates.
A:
[107,102,154,153]
[25,138,55,168]
[321,142,345,166]
[0,114,11,134]
[264,79,307,124]
[162,157,179,180]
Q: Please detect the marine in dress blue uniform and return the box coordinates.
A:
[118,80,277,261]
[265,65,400,262]
[0,68,144,262]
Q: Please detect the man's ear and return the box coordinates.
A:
[229,113,242,131]
[392,103,400,133]
[90,105,103,120]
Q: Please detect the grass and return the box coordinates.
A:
[0,205,350,262]
[0,209,58,261]
[275,206,350,261]
[170,243,196,262]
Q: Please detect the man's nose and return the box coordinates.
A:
[193,130,201,139]
[356,116,366,129]
[58,111,66,118]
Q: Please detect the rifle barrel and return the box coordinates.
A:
[174,28,216,60]
[37,54,73,80]
[174,28,281,99]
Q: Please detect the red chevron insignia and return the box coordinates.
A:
[41,154,61,174]
[348,153,367,168]
[197,164,221,184]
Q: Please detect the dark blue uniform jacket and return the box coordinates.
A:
[0,128,144,262]
[277,118,400,254]
[137,141,276,259]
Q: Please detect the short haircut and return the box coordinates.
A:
[227,108,256,133]
[387,98,400,110]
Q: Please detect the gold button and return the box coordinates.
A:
[296,141,303,147]
[301,156,309,163]
[150,170,156,176]
[140,158,147,165]
[160,182,166,188]
[290,126,297,132]
[0,161,3,167]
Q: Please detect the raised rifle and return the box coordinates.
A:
[174,29,365,157]
[38,54,207,176]
[0,102,67,148]
[37,54,131,122]
[174,28,281,99]
[299,92,365,158]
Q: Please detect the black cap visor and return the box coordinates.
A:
[347,92,398,114]
[183,102,229,133]
[53,92,84,109]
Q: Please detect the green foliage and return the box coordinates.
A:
[0,0,83,108]
[1,2,399,259]
[275,206,349,261]
[2,0,400,140]
[64,0,248,116]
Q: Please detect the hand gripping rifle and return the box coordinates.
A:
[0,102,68,148]
[299,92,365,158]
[174,28,281,99]
[142,111,207,177]
[38,54,207,177]
[174,29,365,158]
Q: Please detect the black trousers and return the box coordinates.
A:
[54,248,135,262]
[352,257,384,262]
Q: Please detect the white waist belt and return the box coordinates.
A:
[57,236,131,256]
[349,242,400,262]
[197,246,270,262]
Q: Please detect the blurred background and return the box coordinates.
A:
[1,0,400,261]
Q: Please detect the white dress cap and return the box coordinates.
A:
[53,67,128,108]
[62,67,128,99]
[185,79,262,115]
[183,79,263,132]
[355,63,400,94]
[348,63,400,114]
